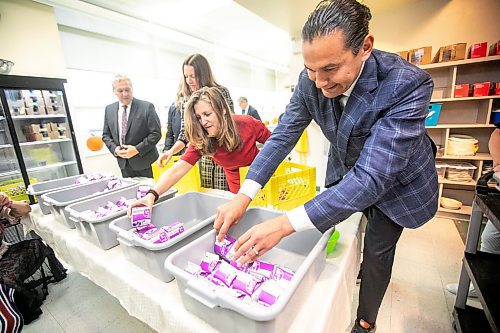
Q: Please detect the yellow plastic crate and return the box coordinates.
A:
[152,156,201,194]
[0,178,37,202]
[239,161,316,210]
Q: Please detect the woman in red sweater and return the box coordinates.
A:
[132,87,271,209]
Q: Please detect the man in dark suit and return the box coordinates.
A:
[237,97,261,121]
[102,74,161,178]
[215,1,438,332]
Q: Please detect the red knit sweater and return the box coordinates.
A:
[181,115,271,193]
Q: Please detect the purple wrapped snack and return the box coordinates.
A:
[136,185,150,199]
[256,280,284,307]
[106,179,122,191]
[214,235,236,259]
[249,260,275,279]
[131,205,151,228]
[200,252,220,273]
[115,196,128,207]
[185,261,208,277]
[271,266,294,282]
[132,224,157,237]
[163,222,185,239]
[232,271,261,295]
[205,274,226,287]
[213,261,238,287]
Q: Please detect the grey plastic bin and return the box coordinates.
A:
[26,174,109,215]
[165,207,334,333]
[66,186,177,250]
[109,192,230,282]
[41,178,138,229]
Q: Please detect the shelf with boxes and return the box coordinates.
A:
[0,75,83,204]
[418,52,499,219]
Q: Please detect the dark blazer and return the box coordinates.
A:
[162,102,185,155]
[247,49,439,232]
[102,97,161,170]
[244,105,261,121]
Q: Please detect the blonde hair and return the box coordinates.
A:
[184,87,241,155]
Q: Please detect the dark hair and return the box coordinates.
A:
[302,0,371,55]
[181,54,220,97]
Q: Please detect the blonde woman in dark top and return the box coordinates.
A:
[157,54,233,191]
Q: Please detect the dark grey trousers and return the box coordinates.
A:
[357,205,404,324]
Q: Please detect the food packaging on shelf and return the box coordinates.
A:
[447,134,478,156]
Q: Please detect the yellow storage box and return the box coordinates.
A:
[239,161,316,210]
[152,156,201,194]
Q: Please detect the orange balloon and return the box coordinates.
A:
[86,135,104,151]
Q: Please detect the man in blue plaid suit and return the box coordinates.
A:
[215,1,438,332]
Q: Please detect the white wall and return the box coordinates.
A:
[280,0,500,189]
[0,0,66,77]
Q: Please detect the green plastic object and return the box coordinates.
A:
[326,230,340,255]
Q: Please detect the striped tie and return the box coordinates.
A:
[121,105,128,145]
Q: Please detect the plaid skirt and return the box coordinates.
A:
[199,156,229,191]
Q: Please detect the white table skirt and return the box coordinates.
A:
[24,205,361,333]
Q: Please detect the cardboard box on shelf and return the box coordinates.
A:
[22,124,40,134]
[7,99,25,115]
[48,131,60,140]
[472,82,494,97]
[436,43,467,62]
[489,40,500,56]
[408,46,432,65]
[454,84,472,98]
[469,42,487,59]
[396,51,408,61]
[25,133,43,142]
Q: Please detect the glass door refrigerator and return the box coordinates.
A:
[0,74,83,204]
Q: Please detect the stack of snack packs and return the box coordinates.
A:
[74,172,114,184]
[129,206,185,244]
[80,196,133,219]
[184,235,294,307]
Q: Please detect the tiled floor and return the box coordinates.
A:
[24,216,472,333]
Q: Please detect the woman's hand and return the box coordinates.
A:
[127,193,155,217]
[157,150,174,167]
[231,215,295,267]
[214,193,251,242]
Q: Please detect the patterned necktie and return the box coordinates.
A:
[333,95,344,123]
[242,109,246,115]
[121,105,128,145]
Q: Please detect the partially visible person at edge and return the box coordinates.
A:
[213,1,438,332]
[102,74,162,178]
[161,80,186,157]
[130,87,271,213]
[156,54,233,190]
[237,96,262,121]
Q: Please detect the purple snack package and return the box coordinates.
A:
[271,266,294,282]
[232,271,261,295]
[213,261,238,287]
[132,224,157,237]
[256,280,284,307]
[200,252,220,273]
[115,196,128,207]
[214,235,236,259]
[205,274,226,287]
[106,179,122,191]
[185,261,208,277]
[136,185,150,199]
[163,222,185,239]
[249,260,275,279]
[131,205,151,228]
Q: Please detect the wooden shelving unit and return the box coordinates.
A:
[421,55,499,219]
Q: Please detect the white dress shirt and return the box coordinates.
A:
[240,61,366,232]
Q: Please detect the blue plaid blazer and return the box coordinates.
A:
[247,49,439,232]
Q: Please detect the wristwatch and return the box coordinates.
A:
[146,189,159,202]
